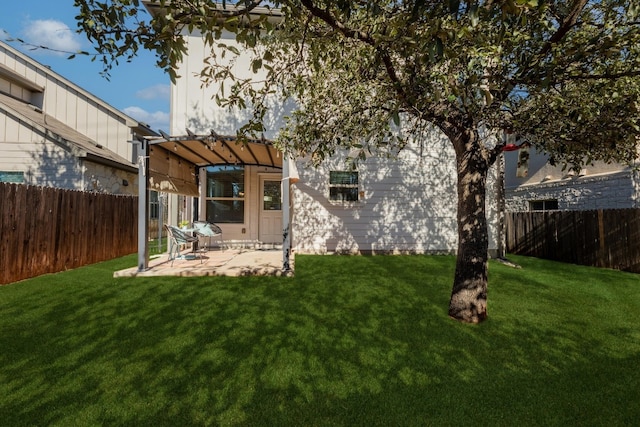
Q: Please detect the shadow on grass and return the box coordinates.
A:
[1,255,639,426]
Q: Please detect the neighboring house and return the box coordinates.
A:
[0,40,157,194]
[504,144,640,212]
[144,4,500,256]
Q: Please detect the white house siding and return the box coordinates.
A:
[171,29,287,138]
[0,118,82,188]
[173,29,499,254]
[171,29,242,135]
[173,30,292,236]
[43,77,134,162]
[506,170,640,212]
[0,72,38,103]
[292,134,500,255]
[1,110,134,193]
[0,43,135,164]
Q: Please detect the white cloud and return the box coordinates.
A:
[22,19,81,56]
[136,84,171,101]
[123,106,170,132]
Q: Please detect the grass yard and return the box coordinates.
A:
[1,254,639,426]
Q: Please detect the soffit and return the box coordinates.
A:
[148,131,282,169]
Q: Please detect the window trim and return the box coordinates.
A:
[529,199,559,212]
[329,170,359,203]
[204,165,246,223]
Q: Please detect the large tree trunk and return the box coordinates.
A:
[448,138,491,323]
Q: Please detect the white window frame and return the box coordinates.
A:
[329,170,359,202]
[204,165,246,223]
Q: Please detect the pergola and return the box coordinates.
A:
[133,130,295,272]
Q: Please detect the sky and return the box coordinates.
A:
[0,0,170,132]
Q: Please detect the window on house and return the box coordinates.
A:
[529,199,559,211]
[263,181,282,211]
[329,171,359,202]
[205,165,245,223]
[149,191,159,220]
[0,171,24,183]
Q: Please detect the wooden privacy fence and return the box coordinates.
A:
[0,183,137,285]
[506,209,640,273]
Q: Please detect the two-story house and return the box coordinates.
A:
[0,40,157,194]
[140,4,500,263]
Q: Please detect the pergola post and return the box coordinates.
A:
[136,138,150,272]
[282,153,292,271]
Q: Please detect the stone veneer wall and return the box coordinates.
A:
[82,161,138,195]
[505,170,640,212]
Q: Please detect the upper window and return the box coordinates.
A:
[529,199,558,212]
[205,165,245,223]
[0,171,24,183]
[329,171,359,202]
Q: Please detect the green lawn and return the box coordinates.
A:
[1,254,639,426]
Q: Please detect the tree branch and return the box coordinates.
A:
[540,0,588,56]
[497,1,591,106]
[298,0,410,107]
[299,0,376,44]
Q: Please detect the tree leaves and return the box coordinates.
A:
[71,0,639,167]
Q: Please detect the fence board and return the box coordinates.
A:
[0,183,138,284]
[507,209,640,274]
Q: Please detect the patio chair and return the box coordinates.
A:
[192,221,223,250]
[165,224,205,266]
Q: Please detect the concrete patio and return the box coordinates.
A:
[113,248,293,278]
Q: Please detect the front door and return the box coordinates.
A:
[259,176,282,244]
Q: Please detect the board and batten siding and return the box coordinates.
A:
[0,43,135,163]
[171,29,287,138]
[44,78,134,162]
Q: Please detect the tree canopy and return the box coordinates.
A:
[74,0,640,166]
[72,0,640,322]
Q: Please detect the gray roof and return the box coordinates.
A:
[0,92,137,173]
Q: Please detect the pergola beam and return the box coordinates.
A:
[135,129,289,273]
